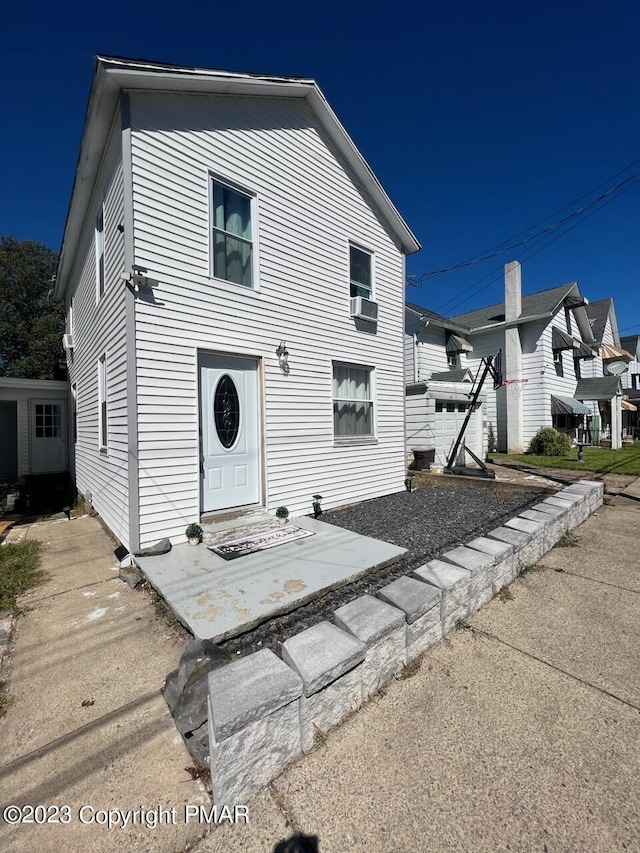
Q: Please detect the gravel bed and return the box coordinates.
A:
[220,481,543,658]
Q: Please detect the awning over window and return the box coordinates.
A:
[445,332,473,353]
[551,395,592,416]
[551,326,575,351]
[572,339,597,359]
[600,344,634,362]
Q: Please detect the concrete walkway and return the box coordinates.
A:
[198,487,640,853]
[0,516,208,853]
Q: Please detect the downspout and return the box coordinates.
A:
[121,94,140,553]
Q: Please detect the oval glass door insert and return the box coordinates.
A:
[214,374,240,449]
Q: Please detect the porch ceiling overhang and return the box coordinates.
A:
[445,332,473,353]
[551,395,591,416]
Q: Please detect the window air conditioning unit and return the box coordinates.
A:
[350,296,378,322]
[63,333,74,351]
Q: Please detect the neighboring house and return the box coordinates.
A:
[55,56,420,552]
[405,262,631,458]
[0,378,69,482]
[620,334,640,437]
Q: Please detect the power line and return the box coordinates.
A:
[435,172,640,316]
[407,155,640,285]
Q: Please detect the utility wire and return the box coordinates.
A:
[434,173,640,317]
[407,155,640,286]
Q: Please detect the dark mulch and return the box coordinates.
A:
[220,480,544,658]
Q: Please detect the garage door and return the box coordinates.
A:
[433,399,481,466]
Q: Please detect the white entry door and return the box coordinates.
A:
[433,399,481,466]
[30,399,67,474]
[200,354,261,513]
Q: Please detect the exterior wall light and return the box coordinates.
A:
[276,341,290,373]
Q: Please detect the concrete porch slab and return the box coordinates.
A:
[136,516,406,642]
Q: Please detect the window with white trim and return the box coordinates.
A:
[211,179,253,287]
[554,350,564,377]
[95,206,105,299]
[332,363,374,438]
[98,355,107,450]
[349,245,373,299]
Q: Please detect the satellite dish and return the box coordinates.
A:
[606,361,628,376]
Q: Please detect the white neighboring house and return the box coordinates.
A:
[55,56,420,552]
[619,333,640,438]
[0,378,69,483]
[405,262,631,459]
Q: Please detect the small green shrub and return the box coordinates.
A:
[185,523,203,541]
[528,427,573,457]
[275,506,289,519]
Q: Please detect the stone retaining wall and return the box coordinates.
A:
[207,480,603,805]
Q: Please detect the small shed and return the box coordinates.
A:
[0,378,69,482]
[406,372,486,468]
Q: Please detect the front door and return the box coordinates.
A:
[199,354,261,513]
[30,399,67,474]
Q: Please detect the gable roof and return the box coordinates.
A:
[449,283,580,331]
[55,55,421,299]
[620,335,640,360]
[575,376,622,400]
[429,368,473,383]
[585,298,614,344]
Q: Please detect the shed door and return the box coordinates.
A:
[434,400,481,466]
[0,401,18,481]
[199,354,261,513]
[30,400,67,474]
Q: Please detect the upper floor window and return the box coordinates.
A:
[95,207,105,300]
[447,352,460,369]
[574,356,582,380]
[554,351,564,377]
[211,179,253,288]
[565,306,573,335]
[349,245,373,299]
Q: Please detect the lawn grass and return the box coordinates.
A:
[0,540,47,614]
[492,443,640,476]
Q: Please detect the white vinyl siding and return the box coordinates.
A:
[98,355,107,449]
[64,123,130,547]
[95,206,105,300]
[129,92,406,547]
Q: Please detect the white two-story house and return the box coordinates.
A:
[405,262,630,461]
[55,56,420,552]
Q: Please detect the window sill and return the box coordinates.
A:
[333,437,378,447]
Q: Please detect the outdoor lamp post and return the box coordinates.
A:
[312,494,323,518]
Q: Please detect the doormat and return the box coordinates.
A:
[209,525,315,561]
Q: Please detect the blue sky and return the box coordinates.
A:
[2,0,639,336]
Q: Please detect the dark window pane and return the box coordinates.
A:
[214,375,240,448]
[350,247,371,288]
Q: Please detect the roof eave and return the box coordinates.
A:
[56,57,421,299]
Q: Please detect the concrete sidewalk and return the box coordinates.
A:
[199,489,640,852]
[0,516,208,852]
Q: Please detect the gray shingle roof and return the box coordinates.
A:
[585,298,613,344]
[620,335,640,360]
[575,376,622,400]
[405,301,470,333]
[429,368,473,383]
[449,283,579,330]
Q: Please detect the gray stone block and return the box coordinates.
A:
[491,551,519,591]
[134,537,172,557]
[208,649,303,741]
[440,545,495,574]
[333,594,405,648]
[543,496,576,510]
[467,584,494,614]
[412,560,471,617]
[360,627,406,699]
[534,501,568,518]
[209,697,301,806]
[505,517,544,536]
[466,536,514,560]
[377,575,441,624]
[487,526,531,549]
[119,563,143,588]
[405,603,443,657]
[299,664,363,752]
[519,509,553,526]
[282,621,365,697]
